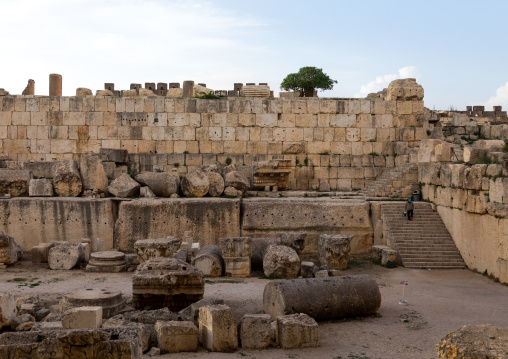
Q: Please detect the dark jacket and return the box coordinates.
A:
[405,202,414,211]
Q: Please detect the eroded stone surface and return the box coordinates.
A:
[199,304,237,352]
[60,288,126,319]
[181,170,210,198]
[52,159,82,197]
[191,245,224,277]
[0,230,22,266]
[240,314,271,349]
[62,306,103,329]
[80,155,108,194]
[263,245,300,278]
[108,173,140,198]
[86,251,127,272]
[28,178,53,197]
[132,257,204,311]
[318,234,353,270]
[224,171,250,193]
[155,320,198,353]
[276,313,320,349]
[220,237,251,277]
[206,171,225,197]
[0,169,31,197]
[134,237,181,263]
[135,172,179,197]
[48,242,84,270]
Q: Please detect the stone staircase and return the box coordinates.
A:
[358,163,418,198]
[381,202,466,269]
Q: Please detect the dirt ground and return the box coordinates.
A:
[1,257,507,359]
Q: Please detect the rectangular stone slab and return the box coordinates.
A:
[241,198,373,254]
[115,198,240,252]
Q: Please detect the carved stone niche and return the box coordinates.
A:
[253,159,292,191]
[132,257,204,311]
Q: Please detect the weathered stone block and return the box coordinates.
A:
[199,304,238,352]
[135,171,179,197]
[318,234,353,270]
[381,248,398,267]
[134,237,181,263]
[62,306,102,329]
[28,178,53,197]
[30,242,55,263]
[240,314,271,349]
[191,245,224,277]
[220,237,251,277]
[52,159,82,197]
[263,245,300,278]
[107,173,140,198]
[276,313,319,349]
[48,242,84,270]
[80,155,108,194]
[155,320,198,353]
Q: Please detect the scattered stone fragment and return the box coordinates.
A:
[224,171,250,193]
[381,248,398,267]
[102,318,151,353]
[199,304,238,352]
[155,320,198,353]
[251,237,278,271]
[132,257,204,311]
[178,298,225,326]
[139,88,154,96]
[140,186,156,198]
[275,231,306,254]
[181,170,210,198]
[28,178,53,196]
[263,245,300,279]
[125,253,140,271]
[135,172,179,197]
[206,171,225,197]
[300,261,315,278]
[436,324,508,359]
[0,169,31,197]
[191,245,224,277]
[62,306,103,329]
[0,294,16,329]
[220,237,251,277]
[146,347,161,356]
[107,173,140,197]
[276,313,320,349]
[314,269,329,278]
[76,87,93,96]
[263,275,382,320]
[0,231,22,266]
[48,243,84,270]
[0,88,10,96]
[240,314,271,349]
[52,159,83,197]
[60,288,126,319]
[10,314,35,331]
[224,186,242,197]
[134,237,181,263]
[85,251,127,272]
[318,234,353,270]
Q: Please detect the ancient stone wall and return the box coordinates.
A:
[0,96,425,191]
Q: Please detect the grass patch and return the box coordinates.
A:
[205,279,243,284]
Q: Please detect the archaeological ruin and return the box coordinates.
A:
[0,75,507,358]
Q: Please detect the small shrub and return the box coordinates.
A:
[304,157,308,166]
[193,91,222,99]
[225,157,232,165]
[328,164,332,168]
[295,158,300,165]
[368,152,379,156]
[183,150,189,154]
[173,163,179,168]
[319,151,329,155]
[437,170,441,178]
[426,129,431,136]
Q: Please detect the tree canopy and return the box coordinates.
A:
[280,66,337,97]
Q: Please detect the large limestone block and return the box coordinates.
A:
[155,320,198,353]
[206,171,225,197]
[99,148,129,163]
[115,198,240,252]
[318,234,353,270]
[80,155,108,194]
[52,159,83,197]
[135,172,179,197]
[263,275,381,320]
[132,257,204,311]
[263,245,300,278]
[241,84,270,97]
[181,170,210,198]
[0,169,32,197]
[386,78,424,101]
[191,245,224,276]
[276,313,320,349]
[0,294,17,329]
[463,164,487,190]
[220,237,251,277]
[0,231,22,265]
[436,325,508,359]
[199,304,238,352]
[28,179,53,197]
[240,314,271,349]
[108,173,140,198]
[76,88,92,96]
[224,171,250,193]
[62,306,102,329]
[48,242,84,270]
[242,198,373,255]
[418,139,442,163]
[275,232,306,254]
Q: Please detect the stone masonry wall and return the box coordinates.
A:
[0,96,426,191]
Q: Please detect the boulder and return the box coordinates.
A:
[107,173,140,198]
[0,231,22,265]
[181,170,210,198]
[9,314,35,331]
[48,243,84,270]
[436,325,508,359]
[96,90,114,96]
[52,159,83,197]
[0,169,31,197]
[80,155,108,194]
[28,178,54,196]
[138,88,154,96]
[224,186,242,197]
[263,245,300,278]
[135,172,179,197]
[224,171,250,193]
[76,88,92,96]
[386,78,424,101]
[206,171,225,197]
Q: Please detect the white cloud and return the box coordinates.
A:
[485,82,508,108]
[355,66,421,98]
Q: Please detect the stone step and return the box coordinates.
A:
[404,264,467,269]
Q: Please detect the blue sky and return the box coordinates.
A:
[1,0,507,110]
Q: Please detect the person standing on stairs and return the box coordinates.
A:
[405,198,414,221]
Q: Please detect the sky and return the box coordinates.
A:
[1,0,507,110]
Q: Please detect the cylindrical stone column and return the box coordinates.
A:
[182,80,194,98]
[191,245,224,277]
[49,73,62,96]
[263,275,381,320]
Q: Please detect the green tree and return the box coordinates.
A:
[280,66,337,97]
